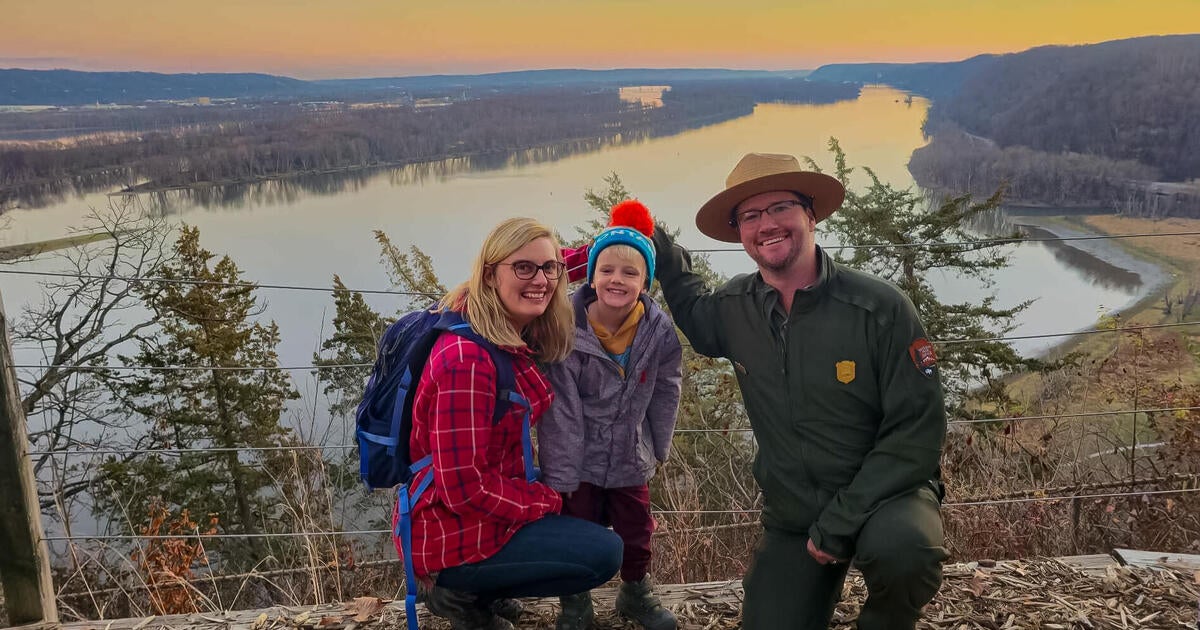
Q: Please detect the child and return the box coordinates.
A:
[539,201,683,630]
[396,217,622,630]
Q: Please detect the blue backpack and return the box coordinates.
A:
[355,308,538,630]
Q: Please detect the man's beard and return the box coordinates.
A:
[751,240,801,273]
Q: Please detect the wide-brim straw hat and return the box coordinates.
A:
[696,153,846,243]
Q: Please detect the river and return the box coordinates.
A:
[0,84,1172,543]
[1,87,1163,368]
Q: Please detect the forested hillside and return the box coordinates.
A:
[0,69,311,105]
[929,34,1200,182]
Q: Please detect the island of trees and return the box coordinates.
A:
[0,77,858,210]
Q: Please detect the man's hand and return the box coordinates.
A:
[807,538,845,565]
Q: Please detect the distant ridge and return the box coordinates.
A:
[0,67,812,106]
[0,69,311,105]
[810,33,1200,102]
[315,68,812,92]
[808,55,997,100]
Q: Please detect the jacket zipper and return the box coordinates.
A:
[783,310,816,499]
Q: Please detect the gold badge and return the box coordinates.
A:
[835,360,856,384]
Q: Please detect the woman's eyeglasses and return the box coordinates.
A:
[493,260,567,280]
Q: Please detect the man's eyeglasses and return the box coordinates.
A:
[494,260,567,280]
[729,198,810,229]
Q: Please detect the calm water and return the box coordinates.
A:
[1,86,1164,385]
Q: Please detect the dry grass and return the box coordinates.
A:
[1083,216,1200,268]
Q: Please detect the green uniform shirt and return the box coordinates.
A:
[652,230,946,560]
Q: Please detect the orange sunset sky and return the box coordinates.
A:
[2,0,1198,79]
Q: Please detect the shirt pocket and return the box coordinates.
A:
[578,359,618,431]
[635,418,656,471]
[577,359,602,399]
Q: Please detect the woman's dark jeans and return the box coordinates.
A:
[436,514,623,602]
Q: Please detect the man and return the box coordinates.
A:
[650,153,948,629]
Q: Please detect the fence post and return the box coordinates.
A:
[0,289,59,627]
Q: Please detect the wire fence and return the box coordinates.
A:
[10,321,1199,374]
[3,228,1199,297]
[692,230,1200,253]
[7,228,1200,605]
[41,480,1200,543]
[24,403,1200,457]
[50,471,1200,600]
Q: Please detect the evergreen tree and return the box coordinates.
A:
[101,226,299,556]
[312,234,446,420]
[372,230,447,311]
[313,275,388,418]
[312,236,449,530]
[807,138,1035,416]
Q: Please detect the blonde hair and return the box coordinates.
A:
[439,217,574,363]
[592,243,650,290]
[593,244,648,276]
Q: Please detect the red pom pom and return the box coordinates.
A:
[609,199,654,237]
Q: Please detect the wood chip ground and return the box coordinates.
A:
[61,555,1200,629]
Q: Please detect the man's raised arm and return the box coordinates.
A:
[651,228,727,358]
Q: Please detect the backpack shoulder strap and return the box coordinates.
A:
[433,312,538,484]
[434,312,518,425]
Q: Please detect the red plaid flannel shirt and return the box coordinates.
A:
[393,332,562,577]
[563,244,588,283]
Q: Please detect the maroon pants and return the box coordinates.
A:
[560,482,654,582]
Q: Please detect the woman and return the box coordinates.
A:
[396,217,623,630]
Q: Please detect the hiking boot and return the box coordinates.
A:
[489,598,525,622]
[555,591,595,630]
[420,583,513,630]
[615,576,677,630]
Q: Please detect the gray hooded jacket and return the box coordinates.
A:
[539,286,683,492]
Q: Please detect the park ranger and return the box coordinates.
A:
[650,152,948,630]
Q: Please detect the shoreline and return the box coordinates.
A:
[1005,213,1175,360]
[0,231,117,261]
[1000,212,1200,410]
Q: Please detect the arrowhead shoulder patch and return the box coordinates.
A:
[908,338,937,378]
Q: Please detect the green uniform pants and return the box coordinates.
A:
[742,486,947,630]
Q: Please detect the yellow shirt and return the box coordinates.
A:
[587,301,645,378]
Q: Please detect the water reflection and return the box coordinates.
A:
[1,168,133,211]
[135,133,655,214]
[139,169,381,213]
[1018,224,1142,292]
[3,104,736,212]
[961,206,1143,293]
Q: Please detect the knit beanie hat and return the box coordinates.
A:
[586,200,656,288]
